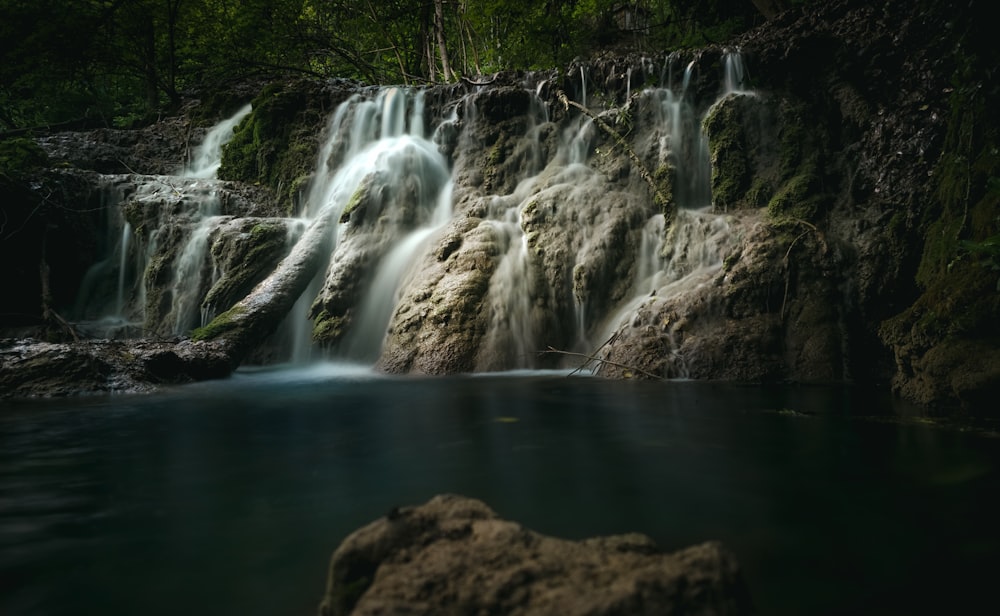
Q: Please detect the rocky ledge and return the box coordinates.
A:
[0,338,233,398]
[318,494,753,616]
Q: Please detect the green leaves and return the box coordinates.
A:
[0,0,772,129]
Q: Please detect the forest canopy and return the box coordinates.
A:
[0,0,804,130]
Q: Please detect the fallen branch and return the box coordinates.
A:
[566,331,619,377]
[543,345,663,380]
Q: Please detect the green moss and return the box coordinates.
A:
[704,98,750,210]
[487,140,504,166]
[339,175,374,223]
[190,304,246,341]
[482,135,513,192]
[766,167,824,223]
[287,174,312,210]
[723,250,741,272]
[218,80,325,211]
[745,176,773,209]
[652,163,675,213]
[914,81,1000,291]
[0,138,49,180]
[312,309,347,342]
[202,222,289,312]
[882,67,1000,362]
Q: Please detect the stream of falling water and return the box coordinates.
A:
[286,88,452,362]
[72,50,753,374]
[183,104,252,179]
[73,179,135,337]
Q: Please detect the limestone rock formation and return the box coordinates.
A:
[1,0,996,415]
[318,494,753,616]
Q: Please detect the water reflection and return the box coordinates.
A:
[1,370,998,615]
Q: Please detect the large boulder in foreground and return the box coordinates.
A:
[319,494,753,616]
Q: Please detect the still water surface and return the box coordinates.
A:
[2,364,998,615]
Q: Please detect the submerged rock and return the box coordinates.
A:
[318,494,753,616]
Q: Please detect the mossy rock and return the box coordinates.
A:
[191,304,247,341]
[914,79,1000,291]
[759,98,834,225]
[218,80,328,212]
[766,168,826,223]
[202,220,294,318]
[704,95,752,210]
[312,309,350,344]
[881,76,1000,410]
[340,175,376,224]
[704,93,791,212]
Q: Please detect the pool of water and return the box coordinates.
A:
[1,364,998,615]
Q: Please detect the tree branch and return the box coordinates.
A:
[542,346,663,380]
[555,89,675,230]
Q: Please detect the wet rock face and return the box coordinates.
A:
[5,0,996,412]
[318,494,753,616]
[36,120,191,176]
[115,176,284,337]
[0,338,233,398]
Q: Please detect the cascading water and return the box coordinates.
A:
[72,103,257,339]
[182,104,252,179]
[163,105,253,334]
[723,48,752,96]
[648,59,713,210]
[583,52,753,373]
[288,87,453,362]
[73,179,140,338]
[69,49,754,379]
[167,197,221,334]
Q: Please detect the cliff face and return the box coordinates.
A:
[2,0,996,414]
[736,0,1000,410]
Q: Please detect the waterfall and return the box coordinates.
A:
[723,48,751,95]
[289,87,453,361]
[65,49,763,377]
[183,103,252,179]
[158,102,253,334]
[72,179,141,338]
[589,50,755,370]
[169,210,222,335]
[72,103,252,339]
[116,222,132,317]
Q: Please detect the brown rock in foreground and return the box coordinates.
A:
[319,494,753,616]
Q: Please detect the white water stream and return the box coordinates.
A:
[74,51,752,374]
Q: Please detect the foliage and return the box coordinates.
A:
[0,138,49,180]
[0,0,798,130]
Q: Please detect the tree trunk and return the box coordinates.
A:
[165,0,182,106]
[190,207,336,367]
[434,0,453,81]
[142,13,159,113]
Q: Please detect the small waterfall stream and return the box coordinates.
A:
[73,179,137,337]
[182,104,252,179]
[291,87,453,362]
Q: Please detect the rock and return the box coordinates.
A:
[0,338,232,398]
[318,494,753,616]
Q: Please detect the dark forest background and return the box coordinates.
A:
[0,0,804,130]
